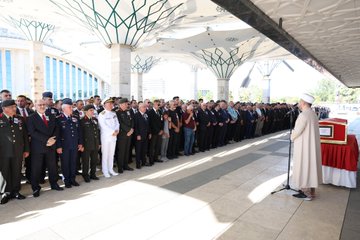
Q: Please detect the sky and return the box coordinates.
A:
[141,58,327,101]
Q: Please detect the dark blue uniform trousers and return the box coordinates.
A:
[60,149,78,185]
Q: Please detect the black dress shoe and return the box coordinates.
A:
[1,194,9,204]
[123,167,134,171]
[136,164,141,169]
[90,175,99,180]
[83,176,91,182]
[71,181,80,186]
[39,179,46,184]
[13,192,26,200]
[65,184,72,188]
[51,185,64,191]
[144,163,151,167]
[75,171,81,176]
[118,169,123,174]
[155,159,163,163]
[33,189,40,198]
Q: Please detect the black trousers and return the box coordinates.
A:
[218,124,227,147]
[136,137,148,166]
[226,123,236,142]
[206,125,214,150]
[212,125,220,148]
[149,134,162,164]
[31,151,58,191]
[198,126,207,151]
[117,135,131,171]
[1,155,22,193]
[167,129,179,158]
[81,149,99,177]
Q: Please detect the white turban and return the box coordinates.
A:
[300,93,315,104]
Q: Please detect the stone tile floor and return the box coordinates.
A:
[0,131,357,240]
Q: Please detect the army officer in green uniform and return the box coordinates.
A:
[80,105,101,182]
[0,100,29,204]
[116,98,134,173]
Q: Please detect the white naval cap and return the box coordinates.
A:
[300,93,315,104]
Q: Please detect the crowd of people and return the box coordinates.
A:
[0,88,300,205]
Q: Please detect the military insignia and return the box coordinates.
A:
[51,109,55,114]
[93,120,97,125]
[14,118,19,124]
[127,111,130,116]
[72,118,78,122]
[45,116,49,121]
[101,111,105,115]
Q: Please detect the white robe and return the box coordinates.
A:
[291,108,322,188]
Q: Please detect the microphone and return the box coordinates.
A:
[286,103,298,115]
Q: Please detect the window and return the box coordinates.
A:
[83,71,88,98]
[52,58,57,99]
[94,77,98,95]
[0,51,2,88]
[66,63,70,97]
[45,56,51,90]
[5,50,11,91]
[89,74,93,96]
[72,65,76,100]
[59,60,64,98]
[77,68,82,99]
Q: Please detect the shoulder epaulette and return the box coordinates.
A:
[101,111,106,115]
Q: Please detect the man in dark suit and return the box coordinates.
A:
[148,99,164,165]
[134,103,151,169]
[43,92,60,117]
[0,100,29,204]
[80,105,101,182]
[115,98,134,173]
[197,103,210,152]
[27,99,63,197]
[56,98,83,188]
[16,95,34,118]
[167,100,180,159]
[73,100,85,119]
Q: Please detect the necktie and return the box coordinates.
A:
[22,108,26,118]
[42,114,48,127]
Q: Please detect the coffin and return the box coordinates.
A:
[319,118,348,144]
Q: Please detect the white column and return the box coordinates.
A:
[137,72,143,101]
[262,75,271,103]
[29,41,44,100]
[191,66,198,100]
[111,44,131,99]
[217,78,229,101]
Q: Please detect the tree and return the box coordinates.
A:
[312,78,336,103]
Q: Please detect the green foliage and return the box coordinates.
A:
[312,78,360,104]
[238,85,262,102]
[197,90,214,101]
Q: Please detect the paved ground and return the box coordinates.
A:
[0,129,358,240]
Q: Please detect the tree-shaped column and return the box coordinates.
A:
[131,55,160,101]
[51,0,183,98]
[193,47,244,101]
[8,17,55,100]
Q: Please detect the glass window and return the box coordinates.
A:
[89,74,93,96]
[5,50,12,91]
[45,56,51,90]
[77,68,82,99]
[66,63,70,97]
[94,77,98,95]
[52,58,57,99]
[83,71,88,98]
[72,65,76,100]
[0,51,2,88]
[59,60,64,98]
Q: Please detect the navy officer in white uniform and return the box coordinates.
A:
[98,98,119,178]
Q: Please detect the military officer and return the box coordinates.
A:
[56,98,83,188]
[0,100,29,204]
[116,98,134,173]
[80,105,101,182]
[42,92,60,116]
[98,98,119,178]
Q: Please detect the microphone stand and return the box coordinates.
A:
[271,109,299,195]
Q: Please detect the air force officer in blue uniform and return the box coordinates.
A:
[56,98,83,188]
